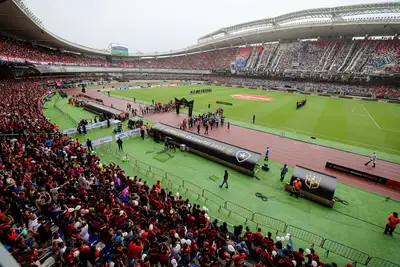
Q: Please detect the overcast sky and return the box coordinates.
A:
[25,0,397,53]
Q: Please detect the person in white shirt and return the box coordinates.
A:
[28,214,40,232]
[365,152,377,168]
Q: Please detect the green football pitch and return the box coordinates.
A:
[110,85,400,161]
[44,96,400,265]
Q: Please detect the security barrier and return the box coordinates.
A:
[54,95,78,125]
[323,239,370,265]
[203,189,225,211]
[367,257,400,267]
[98,143,397,266]
[252,213,286,234]
[225,201,253,224]
[285,225,324,248]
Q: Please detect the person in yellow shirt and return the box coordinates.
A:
[98,161,103,171]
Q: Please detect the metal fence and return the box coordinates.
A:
[285,225,324,248]
[323,239,370,265]
[99,144,398,267]
[54,95,78,125]
[367,257,400,267]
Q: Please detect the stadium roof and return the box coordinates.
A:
[0,0,109,55]
[1,0,400,58]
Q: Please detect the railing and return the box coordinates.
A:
[98,143,399,267]
[54,94,78,125]
[323,239,370,266]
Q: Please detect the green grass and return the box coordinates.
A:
[109,85,400,162]
[45,101,400,265]
[95,136,400,265]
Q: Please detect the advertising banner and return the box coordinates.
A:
[62,120,121,134]
[98,136,113,145]
[291,166,336,201]
[63,128,78,135]
[82,136,113,148]
[152,123,261,174]
[325,162,387,184]
[115,128,140,140]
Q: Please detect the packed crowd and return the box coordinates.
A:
[0,78,365,267]
[374,86,400,98]
[179,109,225,131]
[123,73,399,98]
[214,77,376,96]
[362,39,400,73]
[2,33,399,74]
[114,49,238,70]
[0,36,107,66]
[138,100,175,115]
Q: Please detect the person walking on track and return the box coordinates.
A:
[280,164,288,182]
[384,212,400,236]
[264,147,270,161]
[365,151,377,168]
[219,170,229,189]
[197,124,201,134]
[204,124,209,135]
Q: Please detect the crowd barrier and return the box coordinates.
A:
[54,95,78,125]
[62,119,121,135]
[94,143,397,267]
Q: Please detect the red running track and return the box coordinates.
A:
[67,88,400,199]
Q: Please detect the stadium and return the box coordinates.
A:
[0,0,400,266]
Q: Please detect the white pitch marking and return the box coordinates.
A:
[360,103,381,129]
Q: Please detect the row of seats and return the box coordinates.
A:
[124,73,398,98]
[1,34,399,73]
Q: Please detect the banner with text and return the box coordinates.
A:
[82,136,113,148]
[62,120,121,135]
[115,128,140,140]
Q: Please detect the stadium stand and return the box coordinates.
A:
[2,32,400,76]
[0,35,108,66]
[114,48,239,70]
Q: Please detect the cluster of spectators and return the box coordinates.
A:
[0,78,360,267]
[374,86,400,98]
[2,33,399,75]
[216,77,375,96]
[240,39,399,74]
[0,36,107,66]
[124,73,399,98]
[362,40,400,73]
[139,101,174,115]
[114,48,238,70]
